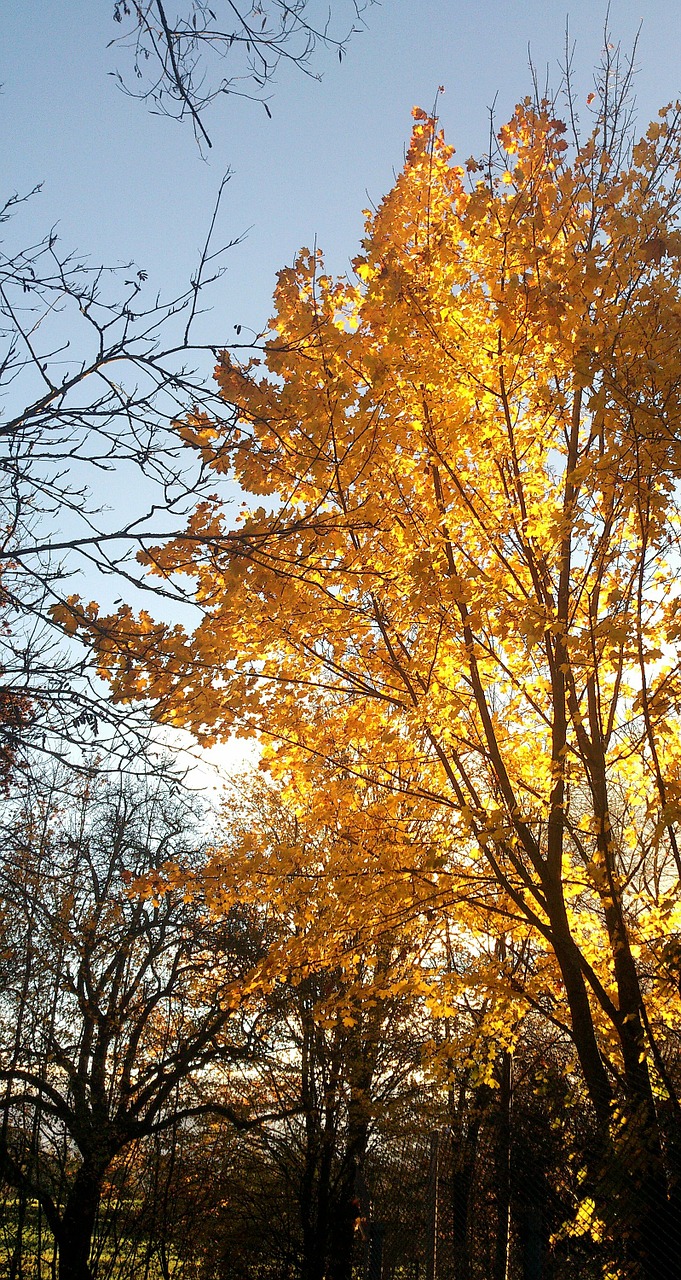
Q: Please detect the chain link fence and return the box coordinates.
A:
[359,1123,681,1280]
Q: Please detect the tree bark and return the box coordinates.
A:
[425,1130,440,1280]
[328,1111,370,1280]
[57,1161,105,1280]
[493,1051,512,1280]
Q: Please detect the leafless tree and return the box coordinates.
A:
[0,177,243,772]
[0,767,276,1280]
[109,0,373,148]
[1,0,377,770]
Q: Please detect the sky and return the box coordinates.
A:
[5,0,681,352]
[3,0,681,781]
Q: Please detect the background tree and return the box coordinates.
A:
[204,773,438,1280]
[1,0,380,767]
[0,767,273,1280]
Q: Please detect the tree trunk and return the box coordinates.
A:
[299,996,325,1280]
[314,1106,336,1280]
[328,1080,371,1280]
[57,1162,104,1280]
[493,1051,512,1280]
[521,1196,543,1280]
[446,1057,479,1280]
[548,903,679,1280]
[8,1184,27,1280]
[328,1162,362,1280]
[449,1113,479,1280]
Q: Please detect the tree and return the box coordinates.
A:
[0,767,272,1280]
[1,0,378,769]
[62,55,681,1277]
[204,773,439,1280]
[0,178,242,772]
[109,0,374,149]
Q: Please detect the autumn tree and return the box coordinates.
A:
[64,51,681,1279]
[201,773,440,1280]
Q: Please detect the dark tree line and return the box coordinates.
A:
[1,760,676,1280]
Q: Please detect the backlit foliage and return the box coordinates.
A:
[56,84,681,1274]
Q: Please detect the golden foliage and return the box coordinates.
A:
[58,95,681,1155]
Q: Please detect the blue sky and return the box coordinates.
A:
[5,1,681,349]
